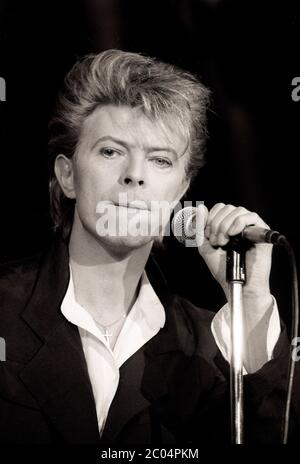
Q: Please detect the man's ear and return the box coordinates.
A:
[54,154,76,199]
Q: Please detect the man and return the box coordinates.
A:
[0,50,296,444]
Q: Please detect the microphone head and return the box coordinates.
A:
[171,206,197,244]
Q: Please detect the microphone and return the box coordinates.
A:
[171,206,284,245]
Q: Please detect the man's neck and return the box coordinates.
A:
[68,223,153,324]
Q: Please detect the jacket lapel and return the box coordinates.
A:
[101,347,152,443]
[19,238,100,443]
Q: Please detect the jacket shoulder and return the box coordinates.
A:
[0,250,45,317]
[175,294,216,326]
[0,248,52,364]
[172,294,220,361]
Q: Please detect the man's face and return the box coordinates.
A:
[67,105,190,253]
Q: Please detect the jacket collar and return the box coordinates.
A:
[21,237,70,341]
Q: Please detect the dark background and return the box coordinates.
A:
[0,0,299,328]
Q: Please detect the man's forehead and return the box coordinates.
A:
[81,104,188,151]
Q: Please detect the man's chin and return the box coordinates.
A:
[97,233,155,254]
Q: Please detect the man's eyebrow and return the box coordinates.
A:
[91,135,180,157]
[148,146,178,157]
[91,136,132,151]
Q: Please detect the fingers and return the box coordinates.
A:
[205,204,236,241]
[206,203,269,247]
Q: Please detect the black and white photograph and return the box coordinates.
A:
[0,0,300,456]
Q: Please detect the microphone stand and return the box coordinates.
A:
[226,238,249,444]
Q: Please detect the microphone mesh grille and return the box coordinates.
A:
[171,207,196,244]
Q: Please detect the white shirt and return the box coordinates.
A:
[61,267,165,435]
[61,267,280,435]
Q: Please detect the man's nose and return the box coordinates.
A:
[121,157,145,187]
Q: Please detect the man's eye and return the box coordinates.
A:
[150,157,173,168]
[99,148,119,158]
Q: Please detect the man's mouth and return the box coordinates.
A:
[114,201,150,211]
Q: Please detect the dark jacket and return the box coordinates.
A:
[0,237,298,444]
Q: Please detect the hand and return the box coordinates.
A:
[197,203,278,372]
[197,203,273,302]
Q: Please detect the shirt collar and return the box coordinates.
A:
[60,265,166,342]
